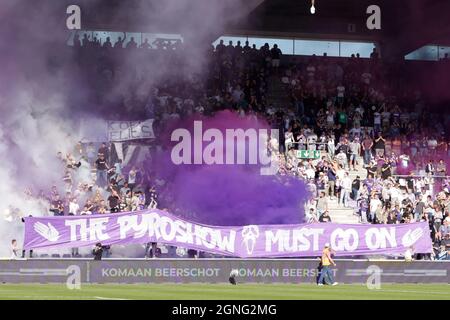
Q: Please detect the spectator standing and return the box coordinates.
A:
[362,135,373,165]
[325,163,337,199]
[68,197,80,215]
[436,159,447,177]
[95,154,109,188]
[352,176,361,201]
[317,244,338,286]
[316,191,329,217]
[86,142,96,166]
[349,138,361,171]
[128,167,137,191]
[108,190,121,213]
[270,44,282,70]
[374,133,386,157]
[425,160,435,176]
[340,172,352,207]
[369,193,382,223]
[10,239,19,260]
[92,243,104,260]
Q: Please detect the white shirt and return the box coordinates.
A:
[307,134,318,144]
[336,153,347,164]
[404,249,413,261]
[390,187,400,202]
[307,65,316,77]
[370,198,382,213]
[128,171,137,184]
[362,73,372,85]
[374,112,381,124]
[428,139,437,148]
[342,176,352,190]
[327,113,334,123]
[349,127,362,137]
[10,244,19,260]
[69,202,80,215]
[336,168,346,181]
[232,89,243,102]
[305,168,316,180]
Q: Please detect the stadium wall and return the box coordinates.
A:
[0,259,449,284]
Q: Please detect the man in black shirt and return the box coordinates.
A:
[21,216,34,258]
[243,41,251,55]
[215,40,225,55]
[145,242,159,258]
[367,161,378,178]
[108,190,121,213]
[50,195,64,216]
[414,196,426,221]
[381,161,391,179]
[386,211,397,224]
[319,211,332,223]
[374,134,385,157]
[92,243,103,260]
[425,160,435,176]
[98,143,108,157]
[95,154,109,188]
[270,44,282,70]
[352,176,361,200]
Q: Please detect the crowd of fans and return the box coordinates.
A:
[10,34,450,260]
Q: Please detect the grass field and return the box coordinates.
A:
[0,283,449,300]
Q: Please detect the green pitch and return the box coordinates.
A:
[0,283,449,300]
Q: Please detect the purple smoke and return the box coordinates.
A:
[150,110,308,226]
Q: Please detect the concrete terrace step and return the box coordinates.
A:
[326,198,360,224]
[332,219,360,224]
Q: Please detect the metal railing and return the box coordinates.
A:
[393,175,450,179]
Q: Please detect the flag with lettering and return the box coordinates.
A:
[23,209,432,257]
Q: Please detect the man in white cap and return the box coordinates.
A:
[317,243,338,286]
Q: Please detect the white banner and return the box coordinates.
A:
[114,142,124,161]
[108,119,155,142]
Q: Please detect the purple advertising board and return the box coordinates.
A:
[0,259,448,284]
[24,209,433,258]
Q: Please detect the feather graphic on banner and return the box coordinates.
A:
[33,222,60,242]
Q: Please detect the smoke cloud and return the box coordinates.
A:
[0,0,263,256]
[151,110,308,226]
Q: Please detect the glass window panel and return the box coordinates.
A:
[247,37,293,55]
[66,30,77,46]
[143,33,183,49]
[438,46,450,60]
[294,39,340,57]
[340,41,376,58]
[405,45,439,61]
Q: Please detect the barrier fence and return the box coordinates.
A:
[0,259,448,284]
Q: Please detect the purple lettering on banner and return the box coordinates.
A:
[23,209,433,257]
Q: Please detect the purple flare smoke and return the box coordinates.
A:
[150,110,307,226]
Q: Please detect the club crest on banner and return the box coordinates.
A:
[241,225,260,255]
